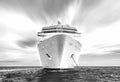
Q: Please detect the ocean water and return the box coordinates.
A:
[0,66,120,82]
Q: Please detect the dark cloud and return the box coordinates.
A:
[0,60,20,63]
[72,0,120,32]
[93,44,120,49]
[0,0,20,8]
[0,0,72,23]
[1,0,120,28]
[81,0,103,11]
[79,53,120,61]
[41,0,71,15]
[16,38,37,48]
[110,50,120,54]
[0,60,23,66]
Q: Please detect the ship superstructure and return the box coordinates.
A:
[37,22,81,69]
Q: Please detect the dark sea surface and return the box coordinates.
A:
[0,66,120,82]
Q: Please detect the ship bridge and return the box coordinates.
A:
[37,23,81,37]
[42,25,77,33]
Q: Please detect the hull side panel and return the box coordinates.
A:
[38,35,65,68]
[60,35,81,68]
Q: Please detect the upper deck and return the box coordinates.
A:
[37,22,81,37]
[42,24,78,33]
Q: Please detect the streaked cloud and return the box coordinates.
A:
[0,0,120,66]
[80,21,120,55]
[16,38,37,48]
[79,52,120,66]
[73,0,120,32]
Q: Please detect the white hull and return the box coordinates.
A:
[38,34,81,69]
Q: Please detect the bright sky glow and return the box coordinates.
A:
[80,21,120,55]
[66,0,81,25]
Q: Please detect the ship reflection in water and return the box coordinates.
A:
[1,67,120,82]
[38,69,79,82]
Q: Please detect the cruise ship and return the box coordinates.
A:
[37,22,81,69]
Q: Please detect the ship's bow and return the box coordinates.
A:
[38,34,81,69]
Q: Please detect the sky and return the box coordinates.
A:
[0,0,120,66]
